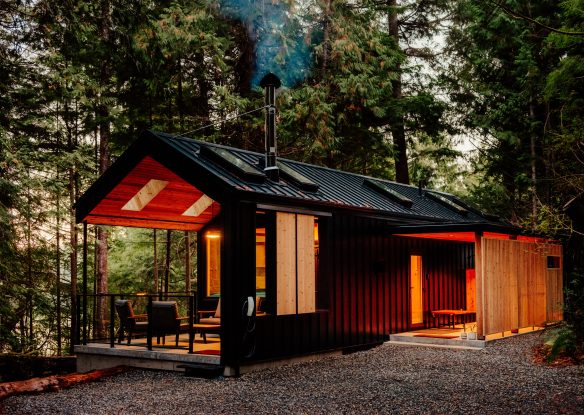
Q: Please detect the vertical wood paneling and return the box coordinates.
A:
[480,238,563,336]
[296,215,316,314]
[546,245,564,322]
[475,234,484,338]
[276,212,296,315]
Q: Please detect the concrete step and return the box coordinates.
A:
[177,363,224,378]
[389,333,485,349]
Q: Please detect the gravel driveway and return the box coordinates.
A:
[2,332,583,414]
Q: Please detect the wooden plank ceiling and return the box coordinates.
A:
[82,156,221,231]
[396,232,543,243]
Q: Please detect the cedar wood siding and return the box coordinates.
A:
[249,213,474,362]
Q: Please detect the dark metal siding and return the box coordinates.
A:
[248,214,475,362]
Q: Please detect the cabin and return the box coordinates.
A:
[73,76,564,376]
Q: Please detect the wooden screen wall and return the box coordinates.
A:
[276,212,316,315]
[479,238,563,336]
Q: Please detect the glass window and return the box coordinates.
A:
[206,231,221,297]
[256,227,266,297]
[547,256,561,269]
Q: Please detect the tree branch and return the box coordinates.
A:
[488,0,584,37]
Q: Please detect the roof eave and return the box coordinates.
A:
[386,222,521,235]
[75,130,235,224]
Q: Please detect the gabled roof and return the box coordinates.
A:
[76,130,516,232]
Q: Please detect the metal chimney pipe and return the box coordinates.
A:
[259,72,281,181]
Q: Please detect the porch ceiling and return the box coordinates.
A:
[396,232,544,243]
[81,156,221,231]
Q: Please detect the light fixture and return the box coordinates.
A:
[206,232,221,239]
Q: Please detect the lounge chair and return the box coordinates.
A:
[115,300,148,345]
[151,301,189,347]
[198,298,221,324]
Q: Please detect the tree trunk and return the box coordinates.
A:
[153,229,158,294]
[530,102,538,229]
[388,0,410,185]
[68,165,78,354]
[26,184,33,348]
[56,181,62,356]
[0,366,128,400]
[321,0,332,76]
[95,0,112,337]
[177,57,184,131]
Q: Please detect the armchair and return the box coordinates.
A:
[115,300,148,345]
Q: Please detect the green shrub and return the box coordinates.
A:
[546,270,584,363]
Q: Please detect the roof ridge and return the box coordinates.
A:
[151,130,423,192]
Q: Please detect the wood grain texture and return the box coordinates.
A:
[87,156,220,229]
[296,215,316,314]
[481,238,563,336]
[276,212,297,315]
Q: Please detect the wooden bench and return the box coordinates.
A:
[191,323,220,343]
[431,309,476,330]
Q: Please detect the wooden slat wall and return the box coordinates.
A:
[296,215,316,313]
[546,244,564,322]
[276,213,296,315]
[481,238,563,336]
[253,214,474,362]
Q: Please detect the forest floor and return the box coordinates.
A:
[2,331,583,414]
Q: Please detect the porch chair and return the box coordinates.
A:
[198,297,264,324]
[151,301,190,347]
[115,300,148,345]
[198,298,221,324]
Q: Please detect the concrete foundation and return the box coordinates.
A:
[75,343,220,373]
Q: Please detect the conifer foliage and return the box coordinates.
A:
[0,0,582,355]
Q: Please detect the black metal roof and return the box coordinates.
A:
[144,131,512,228]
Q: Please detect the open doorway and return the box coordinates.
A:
[410,254,424,327]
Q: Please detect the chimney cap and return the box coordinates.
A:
[259,72,282,89]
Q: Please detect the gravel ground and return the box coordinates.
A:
[2,332,583,415]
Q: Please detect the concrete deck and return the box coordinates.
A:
[388,325,544,350]
[75,333,221,373]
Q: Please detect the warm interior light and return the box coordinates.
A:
[206,232,221,239]
[135,292,147,296]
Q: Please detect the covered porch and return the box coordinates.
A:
[74,153,225,372]
[394,226,564,340]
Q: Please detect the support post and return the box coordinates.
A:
[147,295,153,351]
[221,201,256,373]
[474,232,484,339]
[109,294,115,348]
[82,222,88,345]
[188,294,194,354]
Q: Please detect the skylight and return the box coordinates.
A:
[200,145,265,183]
[425,191,469,216]
[277,162,319,192]
[363,179,413,208]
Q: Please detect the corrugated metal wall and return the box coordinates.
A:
[251,214,475,362]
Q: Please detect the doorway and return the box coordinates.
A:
[410,254,424,327]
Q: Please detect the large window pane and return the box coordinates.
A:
[206,232,221,297]
[256,227,266,297]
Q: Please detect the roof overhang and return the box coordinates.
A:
[388,222,546,243]
[78,155,220,231]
